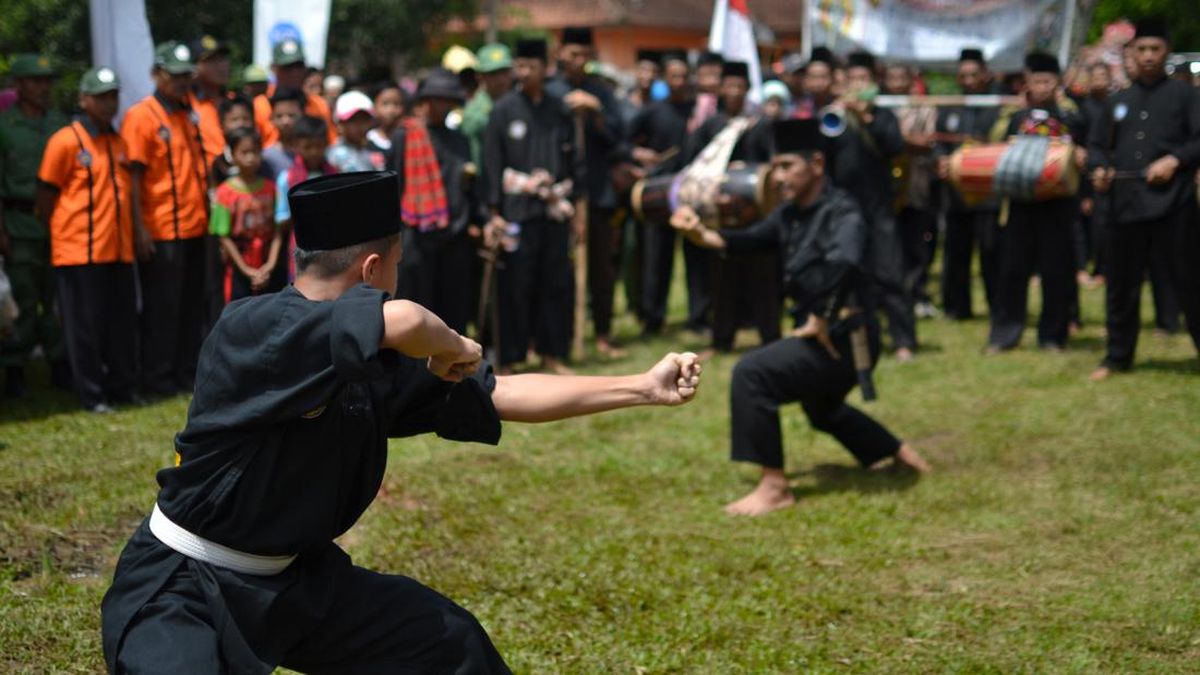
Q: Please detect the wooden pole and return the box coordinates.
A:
[571,113,589,362]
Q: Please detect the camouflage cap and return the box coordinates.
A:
[272,38,306,66]
[476,43,512,74]
[9,53,56,78]
[80,66,121,95]
[154,41,196,75]
[242,64,270,84]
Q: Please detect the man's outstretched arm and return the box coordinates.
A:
[382,299,482,381]
[490,352,702,423]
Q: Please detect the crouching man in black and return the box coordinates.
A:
[672,120,929,517]
[101,171,702,673]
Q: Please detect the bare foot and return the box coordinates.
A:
[541,357,576,376]
[595,337,627,359]
[895,347,915,362]
[723,470,795,516]
[892,443,932,473]
[1089,366,1112,382]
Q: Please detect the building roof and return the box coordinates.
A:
[493,0,803,34]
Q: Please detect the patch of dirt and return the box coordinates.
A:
[1,522,129,582]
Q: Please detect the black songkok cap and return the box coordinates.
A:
[661,49,689,67]
[847,50,876,71]
[635,49,662,64]
[773,119,825,156]
[561,27,594,46]
[417,67,467,102]
[1024,51,1060,75]
[960,48,985,64]
[290,172,400,251]
[697,50,725,67]
[721,60,750,80]
[810,46,835,66]
[515,38,548,61]
[1134,17,1170,41]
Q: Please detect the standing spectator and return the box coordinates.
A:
[252,39,337,147]
[260,87,305,179]
[122,41,210,397]
[367,82,407,153]
[210,128,283,303]
[188,35,232,168]
[275,116,336,280]
[461,44,513,167]
[35,67,137,412]
[326,91,386,173]
[240,65,270,100]
[209,96,257,184]
[0,53,69,397]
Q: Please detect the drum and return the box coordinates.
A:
[631,162,777,229]
[949,137,1079,203]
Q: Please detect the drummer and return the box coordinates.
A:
[986,52,1085,353]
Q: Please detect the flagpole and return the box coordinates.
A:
[1057,0,1077,71]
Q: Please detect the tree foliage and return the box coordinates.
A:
[1086,0,1200,49]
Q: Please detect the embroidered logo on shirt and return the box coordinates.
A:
[1113,103,1128,121]
[301,405,327,419]
[508,119,527,140]
[946,112,960,133]
[77,150,92,167]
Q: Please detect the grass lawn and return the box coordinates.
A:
[1,275,1198,673]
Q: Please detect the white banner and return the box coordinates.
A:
[253,0,332,69]
[89,0,155,117]
[709,0,764,103]
[806,0,1073,71]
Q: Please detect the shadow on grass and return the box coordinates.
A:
[785,462,922,500]
[1135,357,1200,376]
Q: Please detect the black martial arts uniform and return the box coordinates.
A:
[629,99,711,333]
[546,74,624,340]
[390,123,478,334]
[483,88,576,366]
[101,284,510,674]
[723,185,901,470]
[828,106,916,352]
[1087,75,1200,370]
[936,102,1002,319]
[681,113,780,351]
[988,106,1084,349]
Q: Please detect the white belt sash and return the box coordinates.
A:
[148,503,296,576]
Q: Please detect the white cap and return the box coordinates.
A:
[335,90,374,121]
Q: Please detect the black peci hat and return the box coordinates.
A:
[847,51,876,71]
[773,119,825,156]
[721,60,750,80]
[960,47,985,64]
[515,38,548,61]
[290,172,401,251]
[417,67,467,102]
[561,26,594,46]
[810,46,835,66]
[1134,17,1169,41]
[636,49,663,65]
[697,50,725,67]
[660,49,689,67]
[1024,51,1060,75]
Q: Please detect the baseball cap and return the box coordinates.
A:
[154,41,196,75]
[80,66,121,95]
[242,64,270,84]
[476,43,513,74]
[335,90,375,121]
[9,53,56,78]
[442,45,479,74]
[190,35,230,62]
[272,38,306,67]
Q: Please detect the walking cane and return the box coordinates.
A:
[476,246,502,364]
[571,112,589,362]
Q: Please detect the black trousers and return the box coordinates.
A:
[898,206,938,305]
[1104,206,1200,370]
[868,209,917,351]
[202,235,226,335]
[640,221,711,333]
[730,334,901,470]
[496,218,573,366]
[397,229,476,335]
[711,251,782,352]
[55,263,137,408]
[988,200,1076,349]
[1147,236,1182,333]
[942,209,1001,319]
[139,237,206,395]
[587,206,619,338]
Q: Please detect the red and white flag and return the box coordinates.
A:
[708,0,763,103]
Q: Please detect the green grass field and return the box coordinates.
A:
[2,276,1199,673]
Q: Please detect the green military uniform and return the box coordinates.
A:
[460,43,511,166]
[0,54,68,374]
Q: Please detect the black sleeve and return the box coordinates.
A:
[387,360,502,445]
[483,102,506,209]
[1176,85,1200,168]
[793,199,867,320]
[867,109,905,159]
[721,206,784,253]
[388,127,408,210]
[592,84,623,152]
[1086,99,1113,171]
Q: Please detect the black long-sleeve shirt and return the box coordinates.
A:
[679,112,772,168]
[828,107,905,219]
[721,185,866,327]
[1086,76,1200,225]
[483,88,575,223]
[545,74,622,209]
[628,99,695,177]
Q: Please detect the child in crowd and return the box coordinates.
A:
[210,96,259,184]
[367,82,407,151]
[261,87,305,178]
[276,115,337,280]
[209,128,283,302]
[327,90,386,172]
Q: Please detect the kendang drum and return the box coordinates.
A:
[949,136,1079,203]
[631,162,778,229]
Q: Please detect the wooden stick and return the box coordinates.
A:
[571,113,588,362]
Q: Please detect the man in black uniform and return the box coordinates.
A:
[1088,18,1200,379]
[936,48,1002,320]
[390,68,477,334]
[987,52,1084,352]
[677,60,779,353]
[546,26,625,357]
[483,39,578,373]
[629,52,711,335]
[830,51,915,359]
[673,120,928,517]
[101,170,702,673]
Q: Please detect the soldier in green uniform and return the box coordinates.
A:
[461,43,513,167]
[0,53,69,397]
